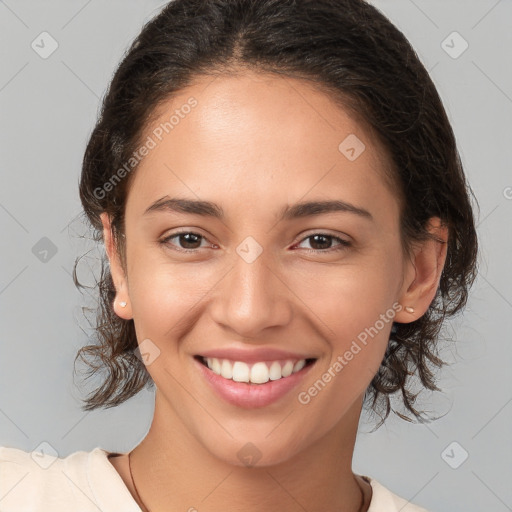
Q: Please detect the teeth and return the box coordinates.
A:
[220,359,233,379]
[232,361,250,382]
[293,359,306,373]
[203,357,310,384]
[281,361,294,377]
[250,362,270,384]
[269,361,282,381]
[211,358,221,375]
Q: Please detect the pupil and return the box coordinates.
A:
[311,234,330,250]
[181,233,200,249]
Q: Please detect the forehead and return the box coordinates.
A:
[125,71,398,224]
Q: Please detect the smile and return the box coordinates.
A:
[194,354,318,408]
[197,356,317,384]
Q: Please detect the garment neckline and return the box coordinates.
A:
[93,447,398,512]
[88,447,140,512]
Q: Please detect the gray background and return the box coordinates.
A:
[1,1,511,511]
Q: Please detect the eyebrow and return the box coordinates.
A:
[143,196,373,221]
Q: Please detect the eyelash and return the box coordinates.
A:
[159,229,351,254]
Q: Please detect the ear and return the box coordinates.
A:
[394,217,448,323]
[100,212,133,320]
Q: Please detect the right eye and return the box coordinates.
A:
[160,230,215,253]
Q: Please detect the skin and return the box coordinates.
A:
[101,70,448,512]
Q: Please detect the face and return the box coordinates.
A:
[102,70,440,467]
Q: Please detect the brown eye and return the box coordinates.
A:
[296,233,351,252]
[160,231,209,252]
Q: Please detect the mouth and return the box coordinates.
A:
[194,355,317,385]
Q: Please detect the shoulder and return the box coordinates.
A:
[363,475,431,512]
[0,444,137,512]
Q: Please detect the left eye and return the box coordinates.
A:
[294,233,351,252]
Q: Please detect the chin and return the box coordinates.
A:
[200,431,308,469]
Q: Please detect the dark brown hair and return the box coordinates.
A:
[73,0,478,428]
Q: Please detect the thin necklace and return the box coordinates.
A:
[128,450,150,512]
[128,451,367,512]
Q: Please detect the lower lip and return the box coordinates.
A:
[194,357,315,408]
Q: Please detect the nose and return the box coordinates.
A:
[209,248,293,339]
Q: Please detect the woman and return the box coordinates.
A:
[0,0,478,510]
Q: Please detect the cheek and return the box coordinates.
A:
[291,259,398,401]
[125,249,213,339]
[295,298,394,432]
[292,253,400,337]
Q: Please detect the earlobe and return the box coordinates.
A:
[113,298,132,319]
[100,212,133,320]
[395,217,448,323]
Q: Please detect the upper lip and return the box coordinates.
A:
[197,347,317,363]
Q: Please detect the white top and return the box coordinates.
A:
[0,445,429,511]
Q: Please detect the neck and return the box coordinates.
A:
[128,391,368,512]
